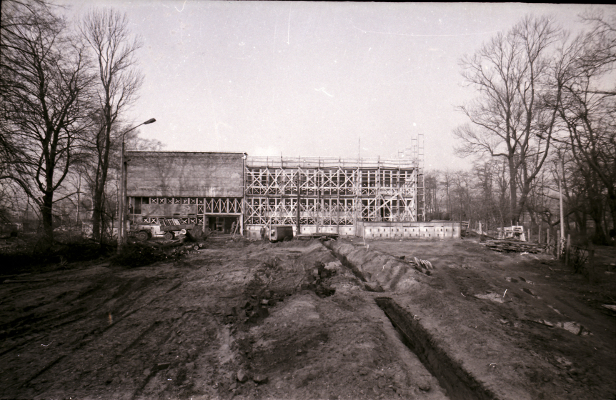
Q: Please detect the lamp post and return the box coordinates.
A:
[118,118,156,253]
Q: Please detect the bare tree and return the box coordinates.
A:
[454,16,563,225]
[80,8,143,242]
[0,1,94,244]
[0,1,50,187]
[473,160,510,231]
[450,171,474,223]
[424,171,441,220]
[556,12,616,242]
[440,169,453,220]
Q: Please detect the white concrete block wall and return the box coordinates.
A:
[245,225,356,238]
[359,222,461,240]
[245,222,458,240]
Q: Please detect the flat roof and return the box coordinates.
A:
[126,151,245,155]
[124,151,419,169]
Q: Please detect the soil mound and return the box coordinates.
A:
[326,240,425,292]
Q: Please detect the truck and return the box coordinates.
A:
[497,225,526,241]
[268,225,294,242]
[130,218,201,241]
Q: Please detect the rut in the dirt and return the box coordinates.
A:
[322,239,501,400]
[376,297,496,400]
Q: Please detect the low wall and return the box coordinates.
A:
[244,222,459,240]
[356,221,461,240]
[245,225,355,240]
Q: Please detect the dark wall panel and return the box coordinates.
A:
[126,152,244,198]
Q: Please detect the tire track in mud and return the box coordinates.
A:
[1,252,248,398]
[129,312,221,400]
[165,281,182,293]
[0,303,90,341]
[117,320,163,357]
[0,274,142,345]
[17,354,67,389]
[124,318,184,400]
[0,332,50,358]
[0,279,109,358]
[9,305,90,330]
[131,368,159,400]
[40,278,176,339]
[0,276,185,395]
[70,278,184,349]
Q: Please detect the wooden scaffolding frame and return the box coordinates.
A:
[244,157,421,228]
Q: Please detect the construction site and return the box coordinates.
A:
[0,147,615,400]
[3,0,615,398]
[124,149,431,232]
[124,141,459,242]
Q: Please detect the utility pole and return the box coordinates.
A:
[118,118,156,253]
[558,162,565,257]
[296,169,301,236]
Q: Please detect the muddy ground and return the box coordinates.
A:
[0,237,614,400]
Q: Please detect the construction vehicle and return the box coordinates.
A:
[269,225,294,242]
[497,226,526,241]
[130,217,199,241]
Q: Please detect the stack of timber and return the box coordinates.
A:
[484,239,544,254]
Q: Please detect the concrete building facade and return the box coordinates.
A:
[126,151,245,234]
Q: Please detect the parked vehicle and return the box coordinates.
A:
[269,225,294,242]
[497,225,526,241]
[130,222,193,241]
[129,223,165,241]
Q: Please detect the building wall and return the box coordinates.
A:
[357,221,461,239]
[126,151,244,198]
[125,152,244,232]
[245,224,356,240]
[122,152,458,239]
[244,222,459,240]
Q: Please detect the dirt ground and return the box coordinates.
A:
[356,239,616,400]
[0,236,614,400]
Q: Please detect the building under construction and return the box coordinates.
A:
[244,155,425,236]
[125,151,460,239]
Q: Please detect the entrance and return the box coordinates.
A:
[207,216,240,234]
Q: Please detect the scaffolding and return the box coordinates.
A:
[244,156,423,231]
[417,132,425,222]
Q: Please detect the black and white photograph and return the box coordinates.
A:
[1,1,615,399]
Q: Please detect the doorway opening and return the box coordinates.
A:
[206,215,240,234]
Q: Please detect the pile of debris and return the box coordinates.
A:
[113,237,206,267]
[484,239,544,254]
[299,261,337,298]
[398,255,433,275]
[412,256,433,274]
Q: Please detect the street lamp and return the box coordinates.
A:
[118,118,156,252]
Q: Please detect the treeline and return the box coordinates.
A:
[425,159,610,244]
[435,12,615,245]
[0,0,162,246]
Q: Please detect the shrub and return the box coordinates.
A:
[0,237,114,274]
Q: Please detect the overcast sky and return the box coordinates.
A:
[58,1,614,170]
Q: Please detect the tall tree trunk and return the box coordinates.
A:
[608,191,616,242]
[508,156,517,225]
[92,129,111,242]
[92,162,103,241]
[588,183,608,244]
[41,192,54,247]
